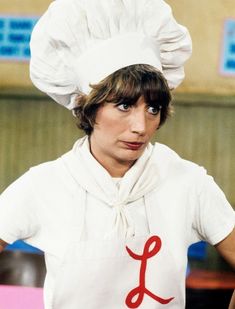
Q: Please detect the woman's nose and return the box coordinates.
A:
[130,110,146,135]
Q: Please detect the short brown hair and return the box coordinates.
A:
[73,64,172,135]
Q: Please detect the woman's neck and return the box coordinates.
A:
[91,151,134,177]
[88,136,135,177]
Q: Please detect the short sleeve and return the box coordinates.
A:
[0,171,39,245]
[192,173,235,245]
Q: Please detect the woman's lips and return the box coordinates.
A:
[122,141,144,150]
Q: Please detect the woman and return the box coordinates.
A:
[0,0,234,308]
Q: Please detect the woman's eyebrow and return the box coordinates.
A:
[145,100,158,106]
[111,97,137,105]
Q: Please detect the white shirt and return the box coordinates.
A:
[0,137,234,308]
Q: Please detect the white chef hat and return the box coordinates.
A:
[30,0,192,110]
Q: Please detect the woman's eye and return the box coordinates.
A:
[147,106,161,115]
[117,103,131,111]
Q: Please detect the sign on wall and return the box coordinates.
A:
[220,18,235,76]
[0,16,38,61]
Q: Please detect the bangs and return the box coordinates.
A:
[104,65,170,107]
[78,64,172,135]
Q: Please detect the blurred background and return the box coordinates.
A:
[0,0,235,308]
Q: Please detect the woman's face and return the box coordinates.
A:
[89,96,161,176]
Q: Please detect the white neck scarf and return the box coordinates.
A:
[60,136,170,238]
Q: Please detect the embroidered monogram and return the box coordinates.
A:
[125,236,174,308]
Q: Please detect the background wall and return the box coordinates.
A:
[0,93,234,207]
[0,0,234,203]
[167,0,235,95]
[0,0,234,95]
[0,0,234,270]
[0,0,48,89]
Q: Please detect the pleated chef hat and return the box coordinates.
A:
[30,0,192,110]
